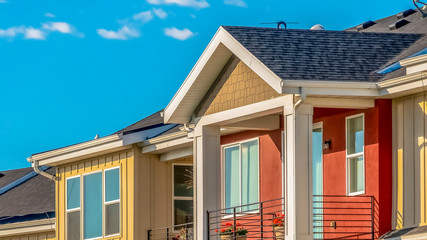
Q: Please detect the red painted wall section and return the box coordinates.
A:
[220,128,283,203]
[313,99,392,238]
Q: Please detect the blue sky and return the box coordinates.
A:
[0,0,414,171]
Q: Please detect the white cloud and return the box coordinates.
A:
[133,10,153,23]
[42,22,71,33]
[147,0,209,8]
[97,26,139,40]
[0,26,24,37]
[164,27,195,40]
[24,27,45,40]
[44,12,56,18]
[0,0,8,3]
[153,8,167,19]
[224,0,247,7]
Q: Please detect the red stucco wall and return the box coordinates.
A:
[221,128,283,203]
[313,99,392,238]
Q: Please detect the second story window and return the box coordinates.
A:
[223,138,259,213]
[66,166,120,240]
[346,114,365,195]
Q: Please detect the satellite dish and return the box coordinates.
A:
[413,0,427,18]
[310,24,325,30]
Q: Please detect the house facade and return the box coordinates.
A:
[3,5,426,240]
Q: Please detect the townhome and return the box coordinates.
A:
[27,110,194,240]
[163,6,427,240]
[5,4,426,240]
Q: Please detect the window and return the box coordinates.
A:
[346,114,365,195]
[66,176,81,240]
[173,164,193,226]
[223,139,259,212]
[66,167,120,240]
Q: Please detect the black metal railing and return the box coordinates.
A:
[313,195,378,240]
[206,195,378,240]
[207,197,285,239]
[148,222,194,240]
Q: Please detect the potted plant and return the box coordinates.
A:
[215,222,248,239]
[272,213,285,239]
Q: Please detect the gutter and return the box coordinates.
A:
[30,158,57,181]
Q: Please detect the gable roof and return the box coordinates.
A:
[223,26,422,83]
[0,167,55,225]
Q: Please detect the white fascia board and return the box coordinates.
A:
[304,97,375,109]
[29,125,176,166]
[0,219,55,237]
[400,54,427,68]
[164,27,283,124]
[282,80,380,97]
[160,147,193,162]
[195,95,293,134]
[142,136,192,154]
[28,135,123,163]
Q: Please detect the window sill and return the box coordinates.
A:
[347,191,365,196]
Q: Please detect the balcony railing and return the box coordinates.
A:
[313,195,378,240]
[207,197,284,239]
[206,195,377,240]
[148,222,194,240]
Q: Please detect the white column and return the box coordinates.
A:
[284,103,314,240]
[193,125,221,240]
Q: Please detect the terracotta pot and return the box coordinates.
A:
[220,235,247,240]
[273,226,285,239]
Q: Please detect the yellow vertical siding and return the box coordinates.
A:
[56,150,134,240]
[394,92,427,228]
[0,231,55,240]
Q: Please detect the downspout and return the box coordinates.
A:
[30,157,58,181]
[294,87,306,110]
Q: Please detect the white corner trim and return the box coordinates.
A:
[0,219,55,237]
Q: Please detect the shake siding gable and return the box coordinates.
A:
[196,57,281,117]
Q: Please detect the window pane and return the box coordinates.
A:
[225,146,240,211]
[67,177,80,210]
[347,116,364,154]
[174,200,193,225]
[67,211,80,240]
[349,156,364,193]
[84,172,102,239]
[174,165,193,197]
[106,168,120,202]
[241,140,259,211]
[106,203,120,236]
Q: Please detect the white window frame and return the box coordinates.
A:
[65,175,81,240]
[66,166,121,240]
[221,137,260,212]
[103,166,121,238]
[345,113,366,196]
[172,163,193,226]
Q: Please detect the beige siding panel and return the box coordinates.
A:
[393,92,427,229]
[0,231,55,240]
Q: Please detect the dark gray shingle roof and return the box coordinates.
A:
[222,26,423,82]
[0,167,55,224]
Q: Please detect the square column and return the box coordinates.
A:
[193,125,221,240]
[284,103,314,240]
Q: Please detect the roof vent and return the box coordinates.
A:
[397,9,416,19]
[0,173,4,178]
[389,19,410,30]
[356,20,376,31]
[310,24,325,30]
